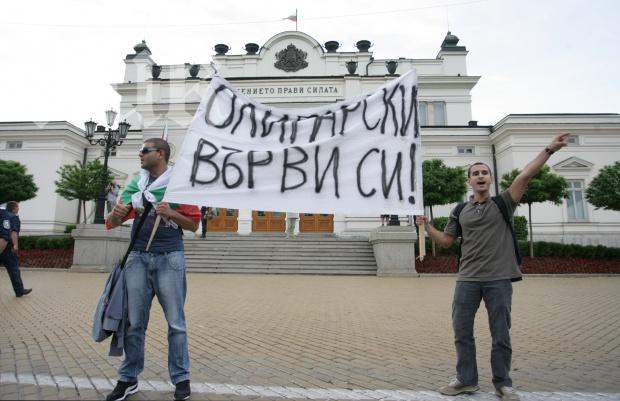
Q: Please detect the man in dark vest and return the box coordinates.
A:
[417,133,569,401]
[0,201,31,297]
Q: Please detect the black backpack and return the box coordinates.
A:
[454,195,522,267]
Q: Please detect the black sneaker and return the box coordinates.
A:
[106,380,138,401]
[16,288,32,297]
[174,380,191,401]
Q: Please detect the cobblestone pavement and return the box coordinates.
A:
[1,272,619,400]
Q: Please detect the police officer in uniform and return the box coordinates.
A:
[1,201,31,297]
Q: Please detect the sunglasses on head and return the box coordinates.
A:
[139,147,160,154]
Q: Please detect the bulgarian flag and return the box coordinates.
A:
[284,10,298,30]
[120,168,178,211]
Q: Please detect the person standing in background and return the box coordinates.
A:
[106,180,121,214]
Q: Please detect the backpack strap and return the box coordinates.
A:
[453,202,467,268]
[491,195,523,265]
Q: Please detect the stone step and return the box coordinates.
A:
[185,250,374,256]
[187,267,375,275]
[184,234,377,275]
[186,260,376,267]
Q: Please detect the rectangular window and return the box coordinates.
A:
[7,140,22,149]
[432,102,446,125]
[418,101,447,126]
[567,135,579,146]
[457,146,474,155]
[418,102,428,126]
[567,180,587,221]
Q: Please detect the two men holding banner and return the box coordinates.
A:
[417,133,569,401]
[105,138,200,401]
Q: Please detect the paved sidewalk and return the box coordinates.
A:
[1,272,619,400]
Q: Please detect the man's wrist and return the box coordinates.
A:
[544,146,555,155]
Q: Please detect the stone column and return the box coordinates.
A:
[369,226,418,277]
[70,224,130,272]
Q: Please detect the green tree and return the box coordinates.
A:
[423,159,468,255]
[586,162,620,211]
[55,160,111,223]
[0,159,38,204]
[500,165,568,257]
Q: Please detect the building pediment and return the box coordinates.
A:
[262,31,324,57]
[211,31,371,78]
[553,156,594,171]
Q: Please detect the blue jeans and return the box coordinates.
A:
[119,251,190,384]
[452,280,513,389]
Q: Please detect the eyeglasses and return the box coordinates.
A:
[139,147,160,154]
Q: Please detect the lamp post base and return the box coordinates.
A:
[93,197,107,224]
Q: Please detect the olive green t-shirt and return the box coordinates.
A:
[444,190,522,282]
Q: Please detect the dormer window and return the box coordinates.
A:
[457,146,474,155]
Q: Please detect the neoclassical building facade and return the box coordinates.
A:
[1,31,619,246]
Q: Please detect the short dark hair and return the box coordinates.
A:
[144,138,171,162]
[6,201,19,213]
[467,162,492,178]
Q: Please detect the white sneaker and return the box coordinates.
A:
[495,386,520,401]
[438,377,479,396]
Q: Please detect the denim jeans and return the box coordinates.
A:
[119,251,190,384]
[1,247,24,295]
[452,280,513,389]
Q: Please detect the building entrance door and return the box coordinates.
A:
[252,211,285,232]
[299,214,334,233]
[207,208,238,232]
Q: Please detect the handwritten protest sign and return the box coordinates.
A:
[164,70,423,215]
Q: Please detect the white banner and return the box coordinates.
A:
[164,70,424,215]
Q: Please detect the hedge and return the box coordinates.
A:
[19,236,74,250]
[423,238,620,260]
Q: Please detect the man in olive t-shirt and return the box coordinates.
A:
[417,133,570,401]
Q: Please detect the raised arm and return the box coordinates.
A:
[415,216,456,248]
[509,132,570,203]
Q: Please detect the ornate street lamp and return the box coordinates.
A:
[84,109,130,224]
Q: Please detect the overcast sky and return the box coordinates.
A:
[1,0,618,129]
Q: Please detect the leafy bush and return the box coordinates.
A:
[431,217,449,232]
[35,237,51,249]
[420,233,620,259]
[18,236,74,250]
[516,241,620,259]
[64,224,77,234]
[19,236,37,250]
[513,216,527,240]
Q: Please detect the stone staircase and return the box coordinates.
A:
[184,233,377,275]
